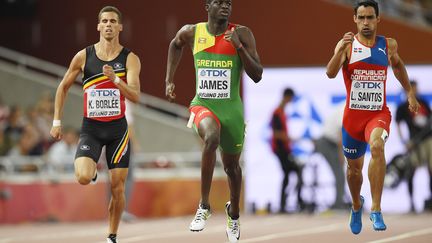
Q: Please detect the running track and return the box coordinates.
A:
[1,212,431,243]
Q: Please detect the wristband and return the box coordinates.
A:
[114,76,121,84]
[53,120,61,127]
[236,43,243,50]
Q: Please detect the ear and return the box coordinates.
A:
[119,24,123,32]
[97,23,101,31]
[376,16,381,23]
[353,14,357,23]
[205,3,210,12]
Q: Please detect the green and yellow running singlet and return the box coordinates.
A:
[191,22,245,154]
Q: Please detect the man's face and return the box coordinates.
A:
[354,6,380,38]
[97,12,122,41]
[206,0,232,21]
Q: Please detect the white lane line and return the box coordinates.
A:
[367,227,432,243]
[115,227,224,243]
[240,223,343,242]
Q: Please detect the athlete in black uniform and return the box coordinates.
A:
[50,6,141,243]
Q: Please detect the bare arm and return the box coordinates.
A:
[50,50,85,140]
[388,38,419,113]
[102,52,141,103]
[326,32,354,78]
[225,26,263,82]
[165,24,195,102]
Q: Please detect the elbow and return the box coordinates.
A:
[251,68,263,83]
[326,70,336,79]
[252,74,262,83]
[130,93,140,103]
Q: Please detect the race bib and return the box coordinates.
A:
[86,89,121,118]
[197,68,231,99]
[349,81,384,111]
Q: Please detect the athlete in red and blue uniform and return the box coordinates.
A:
[326,0,419,235]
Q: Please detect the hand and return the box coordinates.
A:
[224,27,242,49]
[50,126,62,140]
[102,64,116,82]
[407,91,420,113]
[340,32,354,50]
[166,82,176,102]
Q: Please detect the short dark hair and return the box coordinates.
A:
[354,0,379,17]
[98,6,122,23]
[283,88,295,97]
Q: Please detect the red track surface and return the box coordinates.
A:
[1,212,431,243]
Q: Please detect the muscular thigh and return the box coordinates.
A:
[105,124,130,170]
[219,116,245,154]
[75,133,103,162]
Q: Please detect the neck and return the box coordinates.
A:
[357,32,376,46]
[95,38,122,60]
[207,18,229,36]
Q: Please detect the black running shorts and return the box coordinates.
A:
[75,117,130,169]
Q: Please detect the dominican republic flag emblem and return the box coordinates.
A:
[354,47,363,53]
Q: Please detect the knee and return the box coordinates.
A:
[75,169,94,185]
[76,174,92,185]
[224,163,242,177]
[370,139,384,158]
[110,181,125,198]
[347,165,362,177]
[203,132,219,151]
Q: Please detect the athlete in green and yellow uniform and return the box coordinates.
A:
[165,1,262,242]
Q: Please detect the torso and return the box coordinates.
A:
[82,45,130,122]
[343,35,389,113]
[190,22,244,123]
[341,35,392,142]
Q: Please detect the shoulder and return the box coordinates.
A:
[179,24,196,35]
[175,24,196,42]
[126,51,141,67]
[235,24,253,35]
[126,51,139,61]
[386,38,398,49]
[70,49,86,67]
[75,49,86,60]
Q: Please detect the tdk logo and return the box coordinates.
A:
[343,146,357,153]
[355,82,382,89]
[200,69,228,77]
[92,90,119,96]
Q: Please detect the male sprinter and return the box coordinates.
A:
[164,0,262,241]
[50,6,141,243]
[326,0,419,235]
